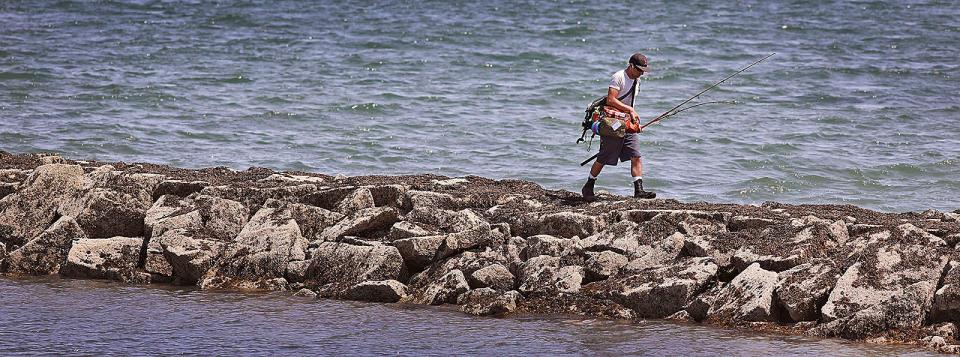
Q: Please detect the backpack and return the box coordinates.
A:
[580,77,639,139]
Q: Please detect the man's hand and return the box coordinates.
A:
[629,109,640,124]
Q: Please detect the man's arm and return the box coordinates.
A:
[606,87,640,122]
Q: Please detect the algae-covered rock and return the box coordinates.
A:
[61,237,148,283]
[5,216,86,276]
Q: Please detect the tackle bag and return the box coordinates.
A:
[582,77,640,138]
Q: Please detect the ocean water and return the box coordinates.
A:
[0,277,935,356]
[0,1,957,211]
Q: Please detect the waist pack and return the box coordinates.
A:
[582,77,640,138]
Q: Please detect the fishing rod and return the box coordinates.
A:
[578,53,775,167]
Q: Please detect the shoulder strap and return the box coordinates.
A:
[616,78,640,103]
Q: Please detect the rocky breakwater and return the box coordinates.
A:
[1,151,959,352]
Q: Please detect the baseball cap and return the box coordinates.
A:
[629,52,649,72]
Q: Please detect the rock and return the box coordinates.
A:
[518,256,584,295]
[608,257,718,318]
[537,212,598,238]
[458,288,521,316]
[199,205,305,290]
[523,235,581,259]
[60,237,148,283]
[818,281,938,339]
[774,261,839,322]
[468,264,515,290]
[305,242,406,291]
[436,223,496,259]
[5,216,86,275]
[686,284,723,322]
[391,235,445,273]
[285,260,310,283]
[924,336,948,350]
[728,215,777,231]
[731,248,803,273]
[418,269,470,305]
[144,240,173,280]
[293,288,318,299]
[336,187,375,215]
[407,190,457,209]
[152,180,207,200]
[154,229,226,284]
[200,183,319,216]
[619,232,686,275]
[0,164,87,247]
[930,262,960,323]
[707,263,779,322]
[584,251,629,282]
[145,194,248,241]
[284,201,344,241]
[404,207,487,233]
[366,185,408,209]
[58,188,149,238]
[385,221,435,241]
[320,207,399,241]
[342,280,408,303]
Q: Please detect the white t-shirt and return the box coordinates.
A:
[608,69,639,107]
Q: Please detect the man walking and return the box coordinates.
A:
[582,52,656,202]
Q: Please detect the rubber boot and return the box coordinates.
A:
[634,179,656,199]
[582,178,597,202]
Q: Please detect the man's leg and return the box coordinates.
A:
[631,156,655,199]
[582,161,604,202]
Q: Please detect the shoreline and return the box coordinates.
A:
[1,151,958,353]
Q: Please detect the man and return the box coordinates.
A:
[582,52,656,202]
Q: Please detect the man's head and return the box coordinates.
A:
[627,52,649,78]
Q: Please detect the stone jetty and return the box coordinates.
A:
[1,151,959,352]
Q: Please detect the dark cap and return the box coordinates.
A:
[629,52,649,72]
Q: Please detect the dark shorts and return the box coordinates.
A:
[597,133,641,166]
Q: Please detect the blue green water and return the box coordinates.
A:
[2,0,958,212]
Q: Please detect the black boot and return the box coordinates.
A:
[582,178,597,202]
[634,179,656,199]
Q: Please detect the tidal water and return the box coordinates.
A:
[1,1,957,212]
[0,277,935,356]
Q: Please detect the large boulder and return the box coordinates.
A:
[336,187,375,215]
[59,187,150,238]
[145,194,248,241]
[583,250,629,282]
[435,223,497,259]
[468,263,515,290]
[608,257,718,318]
[518,256,584,295]
[341,280,408,303]
[537,211,599,238]
[391,235,445,273]
[60,237,148,283]
[304,242,406,292]
[404,207,486,233]
[417,269,470,305]
[523,235,581,259]
[199,205,306,290]
[152,229,226,284]
[5,216,86,275]
[320,207,399,241]
[931,262,960,323]
[707,263,779,322]
[0,164,87,247]
[817,229,948,338]
[774,260,839,322]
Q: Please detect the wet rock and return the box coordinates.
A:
[687,283,723,322]
[293,288,318,299]
[0,164,87,247]
[305,242,405,291]
[5,216,86,276]
[336,187,375,215]
[468,263,514,290]
[583,250,629,282]
[518,256,584,294]
[417,269,470,305]
[320,207,399,241]
[391,235,445,273]
[707,263,779,322]
[523,235,581,260]
[774,261,839,322]
[61,237,148,283]
[609,257,718,318]
[342,280,408,303]
[458,288,521,316]
[285,260,310,283]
